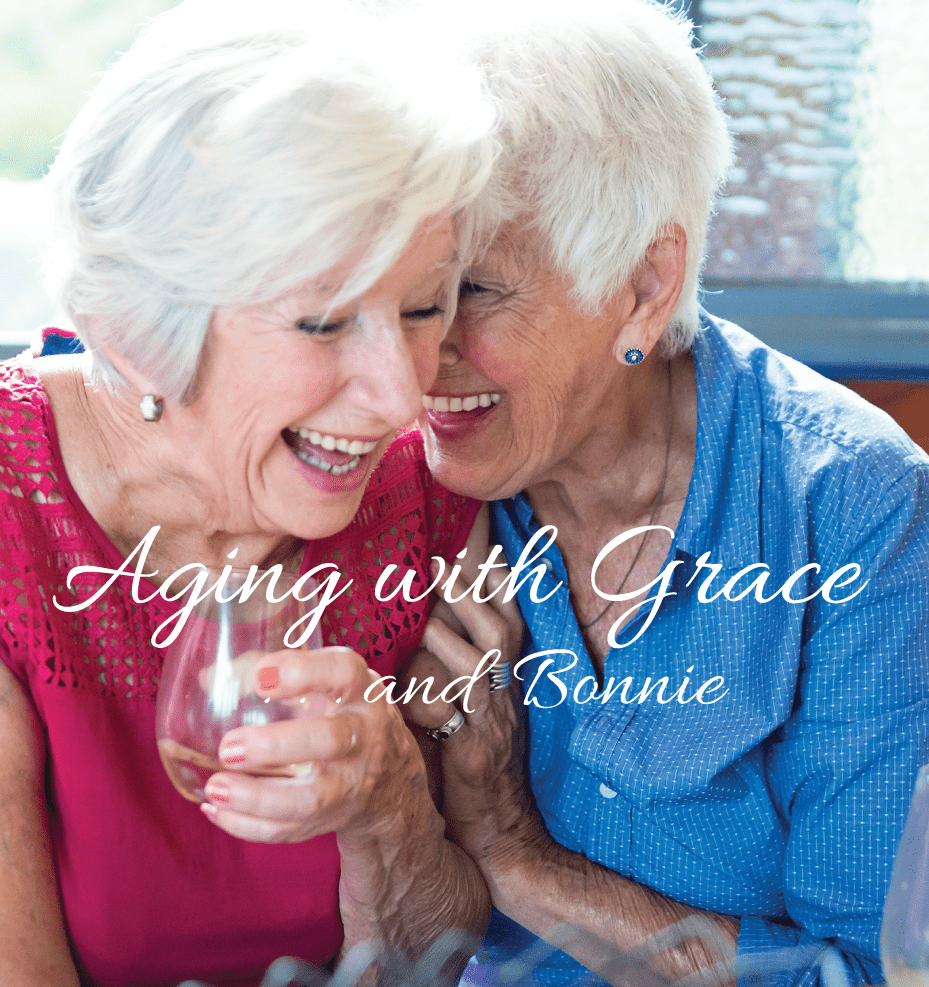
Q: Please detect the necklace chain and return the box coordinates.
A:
[578,359,674,631]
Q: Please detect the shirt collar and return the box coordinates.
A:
[673,312,763,568]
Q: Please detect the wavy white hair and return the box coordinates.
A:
[434,0,733,353]
[42,0,496,399]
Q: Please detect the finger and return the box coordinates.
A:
[420,621,509,726]
[481,557,513,594]
[436,594,513,660]
[482,565,524,627]
[218,710,363,770]
[252,646,369,704]
[434,503,512,607]
[398,647,451,691]
[450,502,491,587]
[398,648,458,730]
[423,615,505,685]
[429,596,468,639]
[201,768,347,837]
[200,775,337,843]
[201,801,294,843]
[198,649,265,694]
[432,560,523,661]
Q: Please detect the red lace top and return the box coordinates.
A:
[0,354,479,987]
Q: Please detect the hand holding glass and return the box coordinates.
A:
[156,568,322,803]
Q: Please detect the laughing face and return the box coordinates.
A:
[420,220,635,501]
[180,216,457,543]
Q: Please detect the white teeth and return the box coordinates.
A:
[421,392,500,413]
[285,427,377,455]
[294,448,362,475]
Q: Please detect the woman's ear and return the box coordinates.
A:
[99,342,158,397]
[611,224,687,364]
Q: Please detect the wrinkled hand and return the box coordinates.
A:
[400,551,544,871]
[201,646,426,844]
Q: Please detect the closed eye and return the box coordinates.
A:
[459,280,489,297]
[403,304,445,321]
[296,317,348,336]
[298,305,443,335]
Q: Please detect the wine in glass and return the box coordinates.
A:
[155,567,322,803]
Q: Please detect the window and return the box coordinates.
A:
[691,0,929,379]
[1,0,927,377]
[0,0,177,357]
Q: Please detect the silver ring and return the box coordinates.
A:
[488,661,512,692]
[425,709,465,741]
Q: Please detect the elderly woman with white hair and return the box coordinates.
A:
[402,0,929,984]
[0,2,498,985]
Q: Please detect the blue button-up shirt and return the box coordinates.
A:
[479,316,929,985]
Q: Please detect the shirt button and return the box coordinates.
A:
[599,783,617,799]
[541,558,554,573]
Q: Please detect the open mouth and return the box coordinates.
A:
[420,391,502,442]
[282,427,377,476]
[421,391,500,413]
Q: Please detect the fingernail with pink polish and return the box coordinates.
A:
[258,665,279,691]
[219,742,246,765]
[201,803,218,820]
[204,780,230,804]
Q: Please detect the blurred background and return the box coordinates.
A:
[690,0,929,391]
[0,0,178,344]
[1,0,927,387]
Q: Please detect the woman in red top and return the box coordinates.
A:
[0,1,496,984]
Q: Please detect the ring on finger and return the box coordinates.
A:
[488,661,512,692]
[425,709,465,741]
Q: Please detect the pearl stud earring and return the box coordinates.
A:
[140,394,164,422]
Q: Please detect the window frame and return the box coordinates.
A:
[689,0,929,382]
[702,280,929,381]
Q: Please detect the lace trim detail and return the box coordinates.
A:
[0,362,478,698]
[314,433,477,663]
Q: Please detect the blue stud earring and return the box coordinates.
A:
[623,348,644,365]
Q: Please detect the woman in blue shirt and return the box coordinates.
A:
[403,0,929,983]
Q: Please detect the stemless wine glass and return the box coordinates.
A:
[881,762,929,987]
[156,566,323,803]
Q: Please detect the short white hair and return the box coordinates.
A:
[42,0,496,399]
[441,0,733,353]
